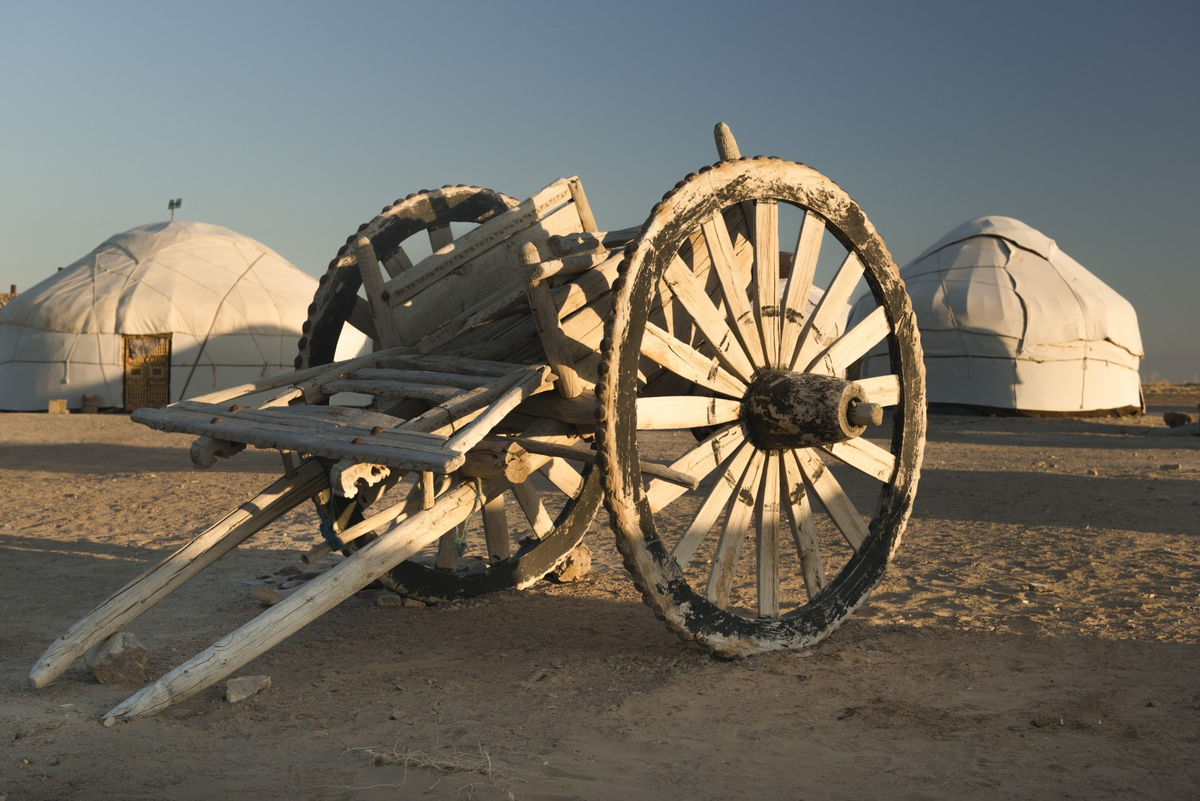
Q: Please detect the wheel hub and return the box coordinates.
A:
[742,371,874,450]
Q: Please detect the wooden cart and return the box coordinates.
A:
[30,125,925,720]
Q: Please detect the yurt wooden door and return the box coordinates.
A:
[123,334,171,411]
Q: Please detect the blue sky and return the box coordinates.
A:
[2,0,1196,380]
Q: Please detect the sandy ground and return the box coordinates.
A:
[1,387,1198,800]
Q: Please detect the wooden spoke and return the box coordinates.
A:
[756,452,782,618]
[428,222,454,253]
[779,211,825,369]
[646,423,746,514]
[806,306,889,377]
[823,437,896,483]
[640,321,748,398]
[793,449,869,552]
[855,373,901,407]
[792,251,865,370]
[706,449,766,608]
[539,456,585,499]
[636,395,743,430]
[780,451,826,598]
[672,442,756,566]
[382,246,414,279]
[511,480,554,538]
[700,216,767,367]
[754,201,781,367]
[662,255,756,381]
[481,493,511,562]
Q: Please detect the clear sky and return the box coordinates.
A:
[2,0,1196,381]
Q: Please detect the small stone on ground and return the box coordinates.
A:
[226,675,271,704]
[84,631,147,685]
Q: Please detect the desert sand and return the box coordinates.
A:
[2,386,1198,800]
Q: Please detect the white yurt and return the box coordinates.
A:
[851,216,1144,416]
[0,220,358,412]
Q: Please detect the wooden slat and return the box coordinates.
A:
[823,437,895,483]
[756,452,781,618]
[481,493,511,561]
[443,365,555,454]
[640,321,747,398]
[661,255,756,382]
[511,480,554,538]
[855,374,901,407]
[348,368,494,388]
[779,211,824,368]
[792,252,864,370]
[706,449,766,608]
[373,352,526,377]
[28,461,327,690]
[321,379,464,403]
[635,395,742,430]
[102,480,481,721]
[523,242,583,398]
[672,442,755,566]
[539,457,584,499]
[754,201,781,368]
[780,451,826,598]
[806,306,889,376]
[701,215,766,368]
[355,237,402,350]
[645,423,746,514]
[794,448,868,552]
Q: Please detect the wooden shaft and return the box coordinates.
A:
[355,236,402,349]
[28,461,327,690]
[847,402,883,427]
[522,242,583,399]
[714,122,741,160]
[102,481,482,721]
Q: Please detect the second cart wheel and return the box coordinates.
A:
[300,185,601,602]
[596,157,925,656]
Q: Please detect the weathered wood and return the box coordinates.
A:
[822,437,895,483]
[332,461,391,499]
[355,236,402,349]
[511,480,554,538]
[779,211,824,368]
[645,424,746,514]
[701,216,766,367]
[660,255,756,382]
[538,457,584,499]
[522,242,583,399]
[640,321,747,398]
[714,122,741,160]
[382,246,414,279]
[791,252,864,371]
[780,451,825,597]
[671,442,755,566]
[742,371,867,449]
[806,305,889,376]
[754,201,781,368]
[102,481,482,721]
[443,365,555,454]
[855,374,901,407]
[706,449,766,608]
[29,462,327,690]
[634,395,742,430]
[502,435,699,489]
[756,452,782,618]
[567,176,598,233]
[381,178,579,309]
[460,439,537,483]
[190,436,245,469]
[481,493,511,561]
[848,402,883,427]
[793,448,868,551]
[321,379,464,403]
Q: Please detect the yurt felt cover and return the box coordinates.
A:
[852,216,1143,415]
[0,221,328,411]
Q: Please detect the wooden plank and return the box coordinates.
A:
[29,461,327,690]
[373,352,526,378]
[355,236,403,350]
[481,494,511,561]
[443,365,555,454]
[791,252,864,371]
[102,481,481,721]
[823,437,895,483]
[382,178,577,308]
[794,448,868,552]
[672,442,755,566]
[706,449,766,608]
[779,210,824,368]
[511,480,554,538]
[855,374,901,407]
[661,255,756,382]
[538,457,584,499]
[635,395,742,430]
[640,321,747,398]
[523,242,583,398]
[780,451,825,598]
[754,201,781,368]
[806,305,889,376]
[348,368,494,389]
[701,215,766,367]
[756,454,782,618]
[321,379,464,403]
[645,423,746,514]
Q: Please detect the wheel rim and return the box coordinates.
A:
[597,158,925,655]
[300,186,601,601]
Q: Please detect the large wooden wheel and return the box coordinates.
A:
[596,157,925,656]
[299,185,601,602]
